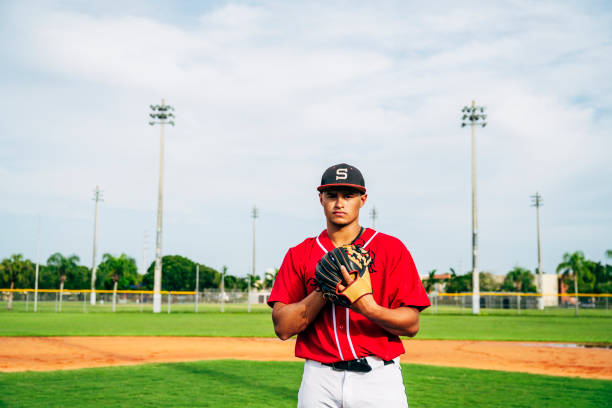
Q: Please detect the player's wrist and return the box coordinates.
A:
[352,294,378,317]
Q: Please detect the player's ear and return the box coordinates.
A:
[360,193,367,208]
[319,192,323,205]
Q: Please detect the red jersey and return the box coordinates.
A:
[268,228,430,363]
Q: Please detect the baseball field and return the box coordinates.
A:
[1,308,611,407]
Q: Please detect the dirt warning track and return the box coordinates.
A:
[1,337,611,380]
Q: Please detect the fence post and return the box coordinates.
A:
[606,296,608,315]
[461,294,465,314]
[26,292,29,312]
[83,292,86,313]
[517,293,521,315]
[195,265,199,313]
[167,293,171,314]
[55,292,58,312]
[434,294,438,314]
[140,293,144,313]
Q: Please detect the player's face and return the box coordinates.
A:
[319,188,367,227]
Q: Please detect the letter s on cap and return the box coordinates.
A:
[336,168,348,180]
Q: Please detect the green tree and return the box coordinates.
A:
[480,271,501,292]
[583,259,611,294]
[501,266,536,293]
[38,265,58,290]
[197,264,221,290]
[97,253,139,311]
[556,251,594,295]
[445,268,472,293]
[422,269,440,294]
[46,253,80,312]
[262,269,278,289]
[66,265,91,290]
[223,274,249,291]
[142,255,220,291]
[0,254,34,310]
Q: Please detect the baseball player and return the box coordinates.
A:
[268,163,430,407]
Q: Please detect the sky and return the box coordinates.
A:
[1,0,611,280]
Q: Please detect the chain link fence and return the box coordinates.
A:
[1,289,610,315]
[427,293,611,316]
[0,289,270,313]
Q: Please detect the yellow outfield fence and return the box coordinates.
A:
[0,288,197,295]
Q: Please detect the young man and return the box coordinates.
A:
[268,163,430,408]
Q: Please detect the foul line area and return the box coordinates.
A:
[1,337,611,380]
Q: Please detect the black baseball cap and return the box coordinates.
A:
[317,163,366,193]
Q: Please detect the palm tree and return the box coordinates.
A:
[47,253,80,312]
[556,251,588,314]
[99,253,136,312]
[422,269,440,294]
[502,267,535,293]
[0,254,33,310]
[262,269,278,289]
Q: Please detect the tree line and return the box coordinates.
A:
[0,252,279,309]
[422,250,612,294]
[2,249,609,300]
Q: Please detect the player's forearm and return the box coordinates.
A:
[354,297,420,337]
[272,291,326,340]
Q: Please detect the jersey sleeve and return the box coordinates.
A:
[388,241,430,311]
[267,246,306,307]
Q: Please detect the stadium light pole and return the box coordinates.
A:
[248,206,258,313]
[461,100,487,315]
[370,206,378,229]
[90,186,103,306]
[149,99,175,313]
[531,192,544,310]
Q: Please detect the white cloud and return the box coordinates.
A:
[1,0,611,276]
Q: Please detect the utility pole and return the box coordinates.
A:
[461,101,487,315]
[249,206,258,313]
[531,192,544,310]
[370,206,378,229]
[34,216,40,312]
[90,186,103,306]
[149,99,175,313]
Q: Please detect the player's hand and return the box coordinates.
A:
[337,265,353,291]
[338,265,377,315]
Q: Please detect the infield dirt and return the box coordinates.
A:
[2,337,611,379]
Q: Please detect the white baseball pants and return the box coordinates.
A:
[297,356,409,408]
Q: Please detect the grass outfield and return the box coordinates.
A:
[0,311,611,343]
[0,360,610,407]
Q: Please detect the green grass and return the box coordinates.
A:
[1,309,611,343]
[0,360,609,407]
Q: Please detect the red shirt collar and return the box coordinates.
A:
[317,228,376,252]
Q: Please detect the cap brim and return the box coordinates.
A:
[317,183,366,193]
